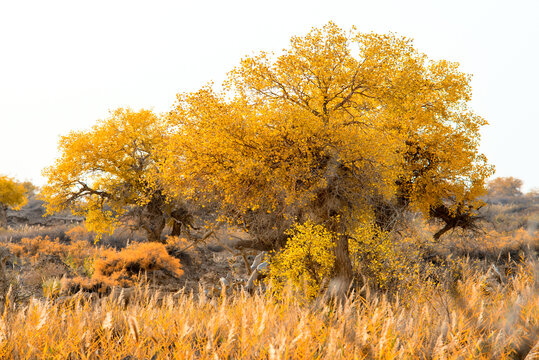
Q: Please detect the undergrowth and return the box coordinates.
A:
[0,255,538,359]
[92,242,183,287]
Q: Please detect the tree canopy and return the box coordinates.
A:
[40,108,185,242]
[0,175,28,228]
[39,23,493,287]
[161,23,493,282]
[487,176,523,197]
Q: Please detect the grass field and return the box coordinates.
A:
[0,197,538,359]
[0,253,538,359]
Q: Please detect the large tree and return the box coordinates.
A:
[0,175,28,228]
[162,23,493,284]
[41,108,189,242]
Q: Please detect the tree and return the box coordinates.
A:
[0,175,28,228]
[487,177,523,197]
[526,187,539,198]
[41,108,188,242]
[162,23,493,285]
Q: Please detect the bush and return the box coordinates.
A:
[349,222,409,291]
[65,225,94,242]
[3,236,94,267]
[269,221,335,299]
[269,220,426,299]
[92,242,183,287]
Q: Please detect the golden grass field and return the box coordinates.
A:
[0,231,538,359]
[0,194,538,359]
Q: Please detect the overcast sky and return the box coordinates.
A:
[1,0,538,191]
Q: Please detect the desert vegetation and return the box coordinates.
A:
[1,23,538,359]
[0,223,538,358]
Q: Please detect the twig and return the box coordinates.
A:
[178,230,214,253]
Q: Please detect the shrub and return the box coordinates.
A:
[348,222,408,291]
[93,242,183,287]
[269,221,335,299]
[4,236,95,267]
[269,220,428,299]
[7,236,67,260]
[65,225,94,242]
[42,277,62,298]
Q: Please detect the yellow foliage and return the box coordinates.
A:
[349,222,409,290]
[269,221,335,299]
[92,242,183,287]
[40,108,172,242]
[269,220,423,297]
[0,175,27,210]
[162,22,493,276]
[0,175,27,226]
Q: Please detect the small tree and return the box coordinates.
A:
[41,108,186,242]
[0,175,28,228]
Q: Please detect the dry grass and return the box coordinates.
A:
[0,224,73,243]
[0,224,148,249]
[0,219,538,359]
[0,254,538,359]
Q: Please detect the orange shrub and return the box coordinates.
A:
[65,225,93,242]
[93,242,183,287]
[5,236,95,264]
[7,236,67,260]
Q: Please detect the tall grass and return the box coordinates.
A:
[0,224,148,248]
[1,255,538,359]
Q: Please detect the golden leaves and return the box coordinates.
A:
[0,175,27,210]
[163,22,492,230]
[40,22,493,244]
[40,108,168,238]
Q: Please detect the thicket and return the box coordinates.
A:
[92,242,183,288]
[0,233,185,297]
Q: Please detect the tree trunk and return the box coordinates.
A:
[334,234,353,281]
[170,220,182,237]
[170,207,192,237]
[141,192,167,243]
[433,223,453,241]
[144,218,166,243]
[326,217,354,295]
[0,204,7,229]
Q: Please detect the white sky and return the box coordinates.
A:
[1,0,538,191]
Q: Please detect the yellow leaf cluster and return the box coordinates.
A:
[0,175,27,210]
[40,108,170,241]
[162,22,493,239]
[269,221,335,299]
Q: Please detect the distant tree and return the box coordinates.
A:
[40,108,189,242]
[487,177,523,197]
[0,175,28,228]
[526,187,539,197]
[162,23,493,285]
[21,181,39,198]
